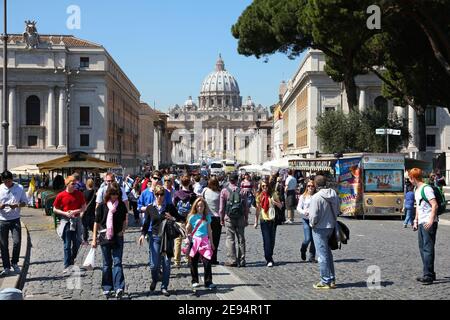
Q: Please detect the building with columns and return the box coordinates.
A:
[276,49,450,177]
[167,55,271,165]
[0,24,145,173]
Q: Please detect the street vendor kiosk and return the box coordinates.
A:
[289,153,405,218]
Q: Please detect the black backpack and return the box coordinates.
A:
[225,187,244,219]
[419,184,447,215]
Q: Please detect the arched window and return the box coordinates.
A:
[26,95,40,125]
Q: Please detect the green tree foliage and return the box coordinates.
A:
[232,0,378,111]
[315,108,409,153]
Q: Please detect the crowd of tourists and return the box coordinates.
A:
[0,165,445,298]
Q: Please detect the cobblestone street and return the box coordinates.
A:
[19,207,450,300]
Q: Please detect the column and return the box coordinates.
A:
[229,128,234,151]
[58,88,66,148]
[47,87,56,148]
[153,128,159,169]
[408,105,417,150]
[204,127,209,152]
[0,88,2,147]
[8,87,16,148]
[358,87,366,112]
[220,128,224,157]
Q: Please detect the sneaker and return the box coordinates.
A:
[403,224,408,228]
[115,289,124,299]
[103,290,113,298]
[12,264,21,273]
[192,282,200,288]
[330,281,337,289]
[238,262,246,268]
[313,282,333,289]
[150,281,157,291]
[62,267,72,274]
[267,262,273,267]
[416,276,433,285]
[0,269,10,277]
[286,220,293,224]
[161,289,170,297]
[207,283,217,290]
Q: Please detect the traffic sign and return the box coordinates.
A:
[376,129,386,135]
[387,129,401,135]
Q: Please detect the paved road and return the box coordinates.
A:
[19,207,450,300]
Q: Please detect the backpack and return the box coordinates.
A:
[419,184,446,215]
[177,198,192,218]
[225,187,244,219]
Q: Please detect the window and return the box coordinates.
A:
[28,136,38,147]
[426,134,436,147]
[425,107,436,126]
[80,134,89,147]
[26,95,40,125]
[80,106,90,126]
[174,114,179,119]
[324,106,335,112]
[80,57,90,68]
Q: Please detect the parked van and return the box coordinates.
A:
[209,161,224,176]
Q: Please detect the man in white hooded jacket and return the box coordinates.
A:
[308,175,340,289]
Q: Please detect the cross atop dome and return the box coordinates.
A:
[215,53,225,71]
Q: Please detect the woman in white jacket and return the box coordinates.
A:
[297,179,317,262]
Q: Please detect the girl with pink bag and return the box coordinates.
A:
[186,198,216,290]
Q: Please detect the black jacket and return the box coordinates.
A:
[141,203,182,237]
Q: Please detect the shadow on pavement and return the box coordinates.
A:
[29,260,62,266]
[337,281,394,289]
[334,258,365,263]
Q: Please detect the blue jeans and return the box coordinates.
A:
[150,236,171,290]
[301,218,316,258]
[100,236,125,292]
[312,228,335,285]
[418,222,438,279]
[404,208,414,226]
[260,220,277,263]
[0,219,22,270]
[62,223,81,268]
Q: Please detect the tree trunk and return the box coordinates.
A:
[416,108,427,152]
[344,73,358,112]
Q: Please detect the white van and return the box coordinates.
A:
[209,161,224,176]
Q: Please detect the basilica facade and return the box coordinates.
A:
[167,55,272,165]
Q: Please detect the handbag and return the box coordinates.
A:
[181,218,204,255]
[97,229,115,246]
[268,199,276,220]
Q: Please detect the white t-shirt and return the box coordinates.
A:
[415,184,438,225]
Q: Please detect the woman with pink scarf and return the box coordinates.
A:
[186,198,216,290]
[92,182,128,299]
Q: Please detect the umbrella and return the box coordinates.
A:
[10,164,40,175]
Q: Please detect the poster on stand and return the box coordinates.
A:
[335,158,363,216]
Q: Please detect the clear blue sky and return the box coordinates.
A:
[5,0,303,111]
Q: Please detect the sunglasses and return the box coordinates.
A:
[106,180,114,183]
[152,177,160,180]
[164,180,172,182]
[156,193,165,197]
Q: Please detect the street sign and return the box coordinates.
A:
[387,129,401,135]
[376,129,386,135]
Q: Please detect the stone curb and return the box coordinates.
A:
[0,222,31,290]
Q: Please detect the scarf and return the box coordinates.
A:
[106,200,119,240]
[260,191,270,213]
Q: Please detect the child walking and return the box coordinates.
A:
[186,198,216,290]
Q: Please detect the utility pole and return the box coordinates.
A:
[2,0,8,171]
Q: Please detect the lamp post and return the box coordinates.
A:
[2,0,8,171]
[54,66,79,155]
[255,120,261,165]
